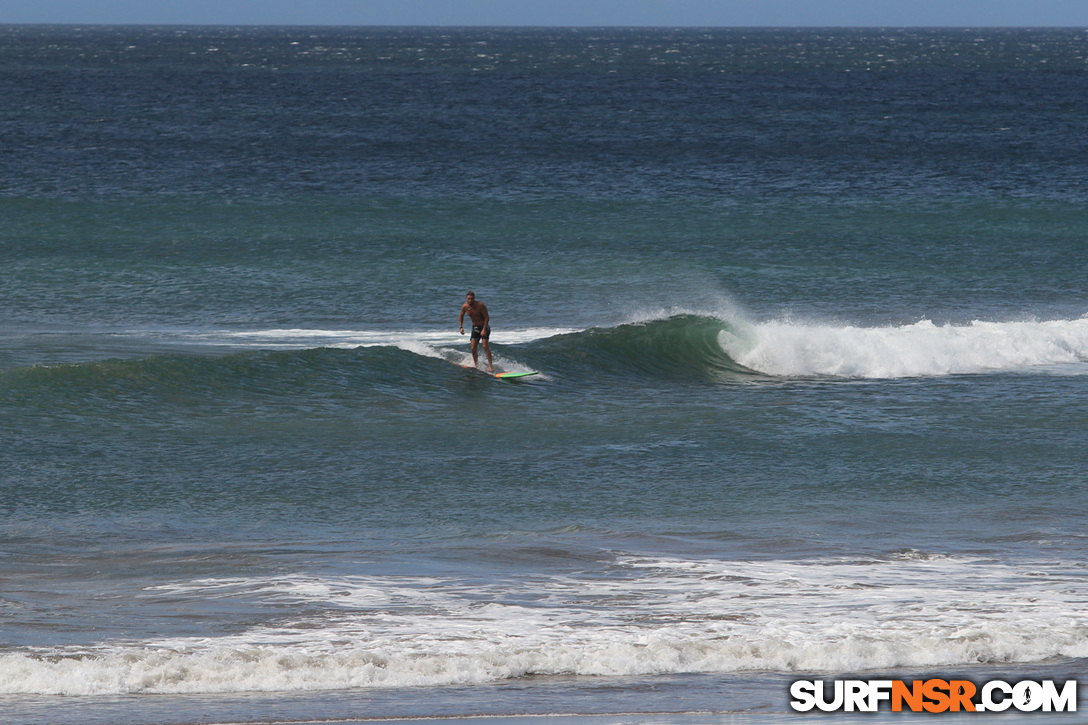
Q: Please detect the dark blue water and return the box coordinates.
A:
[1,26,1086,724]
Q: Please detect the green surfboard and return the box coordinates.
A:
[494,371,539,380]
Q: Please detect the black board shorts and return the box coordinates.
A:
[471,325,491,341]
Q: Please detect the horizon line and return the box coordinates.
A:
[2,22,1086,29]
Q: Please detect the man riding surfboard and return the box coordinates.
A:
[458,290,493,372]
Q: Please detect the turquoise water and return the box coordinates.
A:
[1,27,1087,723]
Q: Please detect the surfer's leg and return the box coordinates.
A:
[470,338,479,367]
[482,339,493,372]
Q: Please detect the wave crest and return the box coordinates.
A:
[533,315,756,381]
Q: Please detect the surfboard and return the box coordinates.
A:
[456,362,539,380]
[494,371,539,380]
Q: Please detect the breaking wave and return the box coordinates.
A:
[2,552,1085,696]
[721,316,1088,379]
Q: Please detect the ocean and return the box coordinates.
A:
[1,25,1087,725]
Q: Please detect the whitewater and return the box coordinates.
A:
[4,551,1087,697]
[721,315,1088,379]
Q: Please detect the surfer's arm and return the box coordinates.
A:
[458,304,466,333]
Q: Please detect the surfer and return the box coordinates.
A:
[458,291,493,372]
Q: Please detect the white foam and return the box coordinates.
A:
[163,326,578,350]
[719,316,1088,378]
[4,553,1086,696]
[386,339,544,376]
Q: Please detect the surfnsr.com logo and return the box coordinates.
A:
[790,679,1077,713]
